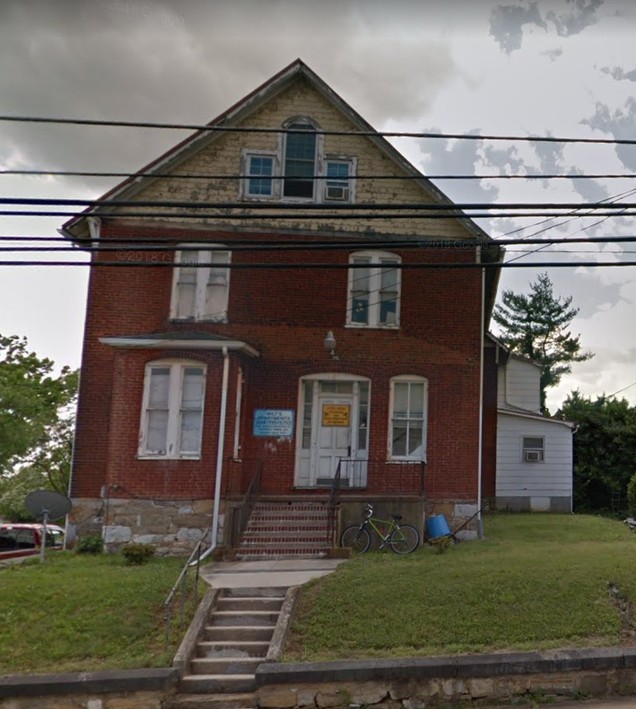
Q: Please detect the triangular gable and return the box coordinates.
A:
[61,59,497,247]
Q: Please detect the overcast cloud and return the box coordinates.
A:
[1,0,635,411]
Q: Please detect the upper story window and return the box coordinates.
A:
[324,160,354,202]
[347,251,401,328]
[389,376,427,461]
[241,117,355,204]
[246,154,275,197]
[283,121,317,199]
[171,246,230,322]
[139,360,206,459]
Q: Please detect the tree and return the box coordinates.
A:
[558,391,636,512]
[493,272,593,411]
[0,334,78,519]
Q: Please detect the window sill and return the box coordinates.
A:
[345,323,400,331]
[137,455,201,461]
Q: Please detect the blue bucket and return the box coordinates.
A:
[426,514,451,540]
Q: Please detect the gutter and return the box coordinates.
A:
[199,347,230,562]
[477,247,485,539]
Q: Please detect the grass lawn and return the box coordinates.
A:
[0,552,194,674]
[284,513,636,661]
[3,513,636,674]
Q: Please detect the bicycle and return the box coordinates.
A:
[340,504,420,554]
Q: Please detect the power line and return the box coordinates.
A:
[3,234,636,250]
[1,114,634,146]
[3,259,636,269]
[2,169,635,181]
[4,209,636,220]
[4,197,636,211]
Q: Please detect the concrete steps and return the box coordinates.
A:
[236,501,331,560]
[174,586,287,701]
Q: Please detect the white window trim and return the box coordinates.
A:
[388,375,428,462]
[346,250,401,329]
[240,117,356,204]
[138,359,206,460]
[322,156,357,204]
[522,435,545,463]
[240,149,279,200]
[170,244,231,322]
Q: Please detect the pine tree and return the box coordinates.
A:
[493,273,593,411]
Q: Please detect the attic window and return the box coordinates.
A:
[283,121,317,199]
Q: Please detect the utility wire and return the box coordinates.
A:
[0,114,634,145]
[4,197,636,211]
[2,259,636,269]
[2,169,635,181]
[3,235,636,250]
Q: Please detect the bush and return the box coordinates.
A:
[75,534,104,554]
[122,542,155,565]
[627,473,636,517]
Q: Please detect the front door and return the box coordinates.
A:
[295,377,369,488]
[315,395,353,486]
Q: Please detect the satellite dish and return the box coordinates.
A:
[25,490,72,563]
[25,490,72,521]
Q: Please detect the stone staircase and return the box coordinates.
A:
[167,586,288,709]
[235,500,332,560]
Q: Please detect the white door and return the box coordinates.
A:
[314,395,353,485]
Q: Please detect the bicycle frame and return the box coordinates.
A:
[361,515,400,550]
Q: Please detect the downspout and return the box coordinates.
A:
[199,347,230,562]
[477,247,485,539]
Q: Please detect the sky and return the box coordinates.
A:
[0,0,635,412]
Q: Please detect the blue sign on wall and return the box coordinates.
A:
[253,409,295,438]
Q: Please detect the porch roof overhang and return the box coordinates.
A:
[99,331,260,357]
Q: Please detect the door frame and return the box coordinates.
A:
[294,373,370,488]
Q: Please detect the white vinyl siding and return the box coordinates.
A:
[171,247,230,322]
[139,361,206,459]
[389,376,427,461]
[347,251,400,328]
[496,414,572,500]
[498,356,541,413]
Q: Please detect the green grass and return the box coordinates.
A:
[0,552,193,674]
[284,513,636,661]
[3,514,636,674]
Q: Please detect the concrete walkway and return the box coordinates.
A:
[199,558,347,588]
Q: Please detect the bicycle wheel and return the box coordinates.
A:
[389,524,420,554]
[340,525,371,553]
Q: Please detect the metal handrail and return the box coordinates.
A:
[164,524,211,648]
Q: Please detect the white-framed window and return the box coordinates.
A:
[283,119,317,199]
[347,251,401,328]
[244,152,276,198]
[522,436,545,463]
[389,376,427,461]
[138,361,206,459]
[241,117,356,204]
[171,246,230,322]
[324,159,354,202]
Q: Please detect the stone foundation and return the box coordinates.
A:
[68,497,222,555]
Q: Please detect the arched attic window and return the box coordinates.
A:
[283,117,318,199]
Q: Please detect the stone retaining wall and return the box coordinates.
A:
[4,649,636,708]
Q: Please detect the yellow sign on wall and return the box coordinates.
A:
[322,404,350,427]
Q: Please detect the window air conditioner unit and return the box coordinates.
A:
[325,185,349,201]
[524,450,542,462]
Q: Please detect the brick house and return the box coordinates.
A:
[61,59,503,555]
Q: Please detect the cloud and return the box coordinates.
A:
[489,2,547,53]
[489,0,605,54]
[600,66,636,82]
[581,97,636,171]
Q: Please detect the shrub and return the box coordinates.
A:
[627,473,636,517]
[122,542,155,565]
[75,534,104,554]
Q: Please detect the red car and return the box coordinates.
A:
[0,523,65,560]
